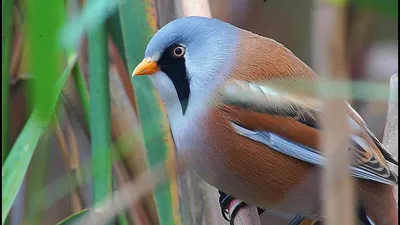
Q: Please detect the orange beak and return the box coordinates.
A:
[132,58,160,76]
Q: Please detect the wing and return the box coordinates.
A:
[220,80,398,185]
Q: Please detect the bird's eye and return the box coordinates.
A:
[172,46,185,57]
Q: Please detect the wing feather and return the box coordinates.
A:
[220,80,398,184]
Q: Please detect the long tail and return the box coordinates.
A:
[359,180,398,225]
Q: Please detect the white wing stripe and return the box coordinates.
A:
[231,122,395,185]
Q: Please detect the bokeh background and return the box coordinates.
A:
[3,0,397,225]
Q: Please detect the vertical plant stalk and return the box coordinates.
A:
[117,0,181,224]
[2,0,14,164]
[312,1,354,225]
[88,10,112,215]
[54,118,84,212]
[382,73,398,204]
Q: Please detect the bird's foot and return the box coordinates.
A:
[218,190,265,224]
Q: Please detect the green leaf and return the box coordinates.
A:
[118,0,181,225]
[26,0,64,121]
[1,54,77,225]
[56,209,90,225]
[88,0,112,217]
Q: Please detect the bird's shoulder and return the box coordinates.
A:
[232,29,316,82]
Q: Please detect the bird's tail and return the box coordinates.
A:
[359,180,398,225]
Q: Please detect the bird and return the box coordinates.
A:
[131,16,398,225]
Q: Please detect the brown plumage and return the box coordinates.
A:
[132,17,398,225]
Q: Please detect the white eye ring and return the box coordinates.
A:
[172,46,186,57]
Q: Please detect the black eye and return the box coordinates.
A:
[172,46,185,57]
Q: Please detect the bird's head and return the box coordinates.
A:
[132,16,240,116]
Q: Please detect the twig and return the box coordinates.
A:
[382,73,398,204]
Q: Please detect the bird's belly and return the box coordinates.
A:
[178,109,323,219]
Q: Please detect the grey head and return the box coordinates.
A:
[133,16,241,125]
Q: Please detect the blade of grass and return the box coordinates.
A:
[56,209,89,225]
[25,0,63,121]
[1,54,77,225]
[2,0,14,164]
[118,0,181,224]
[87,2,112,222]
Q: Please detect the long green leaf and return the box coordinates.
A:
[1,54,78,225]
[26,0,64,121]
[118,0,180,224]
[1,0,14,165]
[88,1,112,219]
[56,209,90,225]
